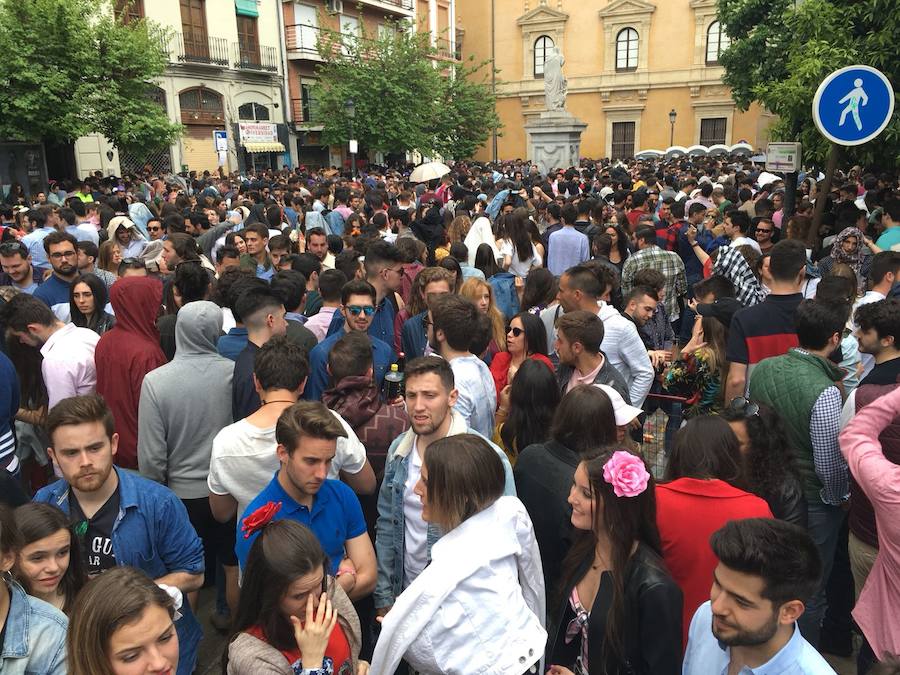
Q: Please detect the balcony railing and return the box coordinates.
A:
[233,43,280,72]
[361,0,413,10]
[169,31,229,66]
[291,97,321,125]
[434,36,461,61]
[285,23,322,57]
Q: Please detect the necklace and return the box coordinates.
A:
[260,400,295,406]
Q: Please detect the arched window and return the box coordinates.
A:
[238,102,271,121]
[615,28,638,72]
[706,21,730,65]
[179,87,223,124]
[533,35,554,79]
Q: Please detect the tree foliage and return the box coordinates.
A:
[0,0,181,152]
[312,20,499,159]
[717,0,900,168]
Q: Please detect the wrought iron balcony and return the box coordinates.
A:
[234,43,280,72]
[170,31,229,66]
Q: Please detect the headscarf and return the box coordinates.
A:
[830,227,866,293]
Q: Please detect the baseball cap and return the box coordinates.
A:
[593,384,643,426]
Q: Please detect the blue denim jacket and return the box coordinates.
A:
[33,467,205,675]
[373,412,516,609]
[1,580,67,675]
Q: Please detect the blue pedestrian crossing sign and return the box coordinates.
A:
[813,65,895,146]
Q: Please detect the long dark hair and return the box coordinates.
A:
[474,243,501,278]
[5,337,48,411]
[500,359,559,456]
[664,415,745,487]
[13,503,86,614]
[551,385,617,454]
[559,447,661,668]
[506,208,534,262]
[521,268,557,312]
[224,519,327,673]
[720,402,801,503]
[69,273,109,333]
[510,311,548,357]
[605,222,631,260]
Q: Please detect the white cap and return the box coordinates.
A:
[599,186,615,201]
[593,384,643,426]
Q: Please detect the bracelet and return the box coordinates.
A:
[336,568,356,578]
[691,241,700,247]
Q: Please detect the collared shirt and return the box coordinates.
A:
[547,226,590,276]
[566,358,604,393]
[21,226,54,270]
[306,305,339,343]
[40,322,99,409]
[621,245,687,319]
[325,295,396,348]
[683,601,836,675]
[217,326,249,361]
[0,580,68,675]
[808,382,849,505]
[235,473,367,572]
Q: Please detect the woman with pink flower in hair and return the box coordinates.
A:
[547,448,683,675]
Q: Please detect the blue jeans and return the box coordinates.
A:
[798,501,847,649]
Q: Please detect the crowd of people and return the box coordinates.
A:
[0,156,899,674]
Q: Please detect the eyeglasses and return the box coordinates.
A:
[728,396,760,417]
[506,326,524,337]
[0,242,27,256]
[346,305,375,316]
[49,250,77,260]
[756,228,773,234]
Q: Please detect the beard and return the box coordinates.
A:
[54,262,76,276]
[713,612,779,648]
[71,461,113,493]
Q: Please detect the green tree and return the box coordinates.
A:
[312,19,497,159]
[717,0,899,168]
[0,0,181,153]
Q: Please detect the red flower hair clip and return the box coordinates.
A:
[241,501,282,539]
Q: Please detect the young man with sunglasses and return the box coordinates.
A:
[754,218,776,255]
[304,279,396,402]
[0,241,43,294]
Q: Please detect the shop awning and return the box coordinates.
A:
[244,142,285,153]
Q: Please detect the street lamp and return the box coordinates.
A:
[345,98,356,179]
[669,109,677,147]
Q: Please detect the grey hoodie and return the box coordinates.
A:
[138,301,235,499]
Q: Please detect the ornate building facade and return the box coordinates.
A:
[456,0,775,161]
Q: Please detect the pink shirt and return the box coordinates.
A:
[566,358,604,393]
[840,385,900,658]
[305,306,339,343]
[40,322,100,408]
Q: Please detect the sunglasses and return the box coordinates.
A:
[346,305,375,316]
[506,326,524,337]
[0,242,27,256]
[728,396,760,417]
[147,226,162,232]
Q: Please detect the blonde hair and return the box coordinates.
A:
[447,215,471,244]
[459,277,506,350]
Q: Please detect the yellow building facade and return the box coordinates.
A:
[456,0,775,161]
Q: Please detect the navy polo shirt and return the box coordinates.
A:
[235,473,367,573]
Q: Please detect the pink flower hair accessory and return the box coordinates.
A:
[602,451,650,498]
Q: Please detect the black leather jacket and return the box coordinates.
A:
[548,543,683,675]
[763,474,808,529]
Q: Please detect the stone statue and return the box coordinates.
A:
[543,46,567,111]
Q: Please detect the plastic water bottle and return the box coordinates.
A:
[384,363,404,400]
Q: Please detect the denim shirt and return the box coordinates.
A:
[373,413,516,609]
[0,580,67,675]
[33,467,205,675]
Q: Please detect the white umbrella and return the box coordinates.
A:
[409,161,451,184]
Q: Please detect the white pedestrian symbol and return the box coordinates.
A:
[838,78,869,131]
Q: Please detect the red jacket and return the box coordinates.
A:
[94,277,166,469]
[488,352,554,407]
[656,477,772,647]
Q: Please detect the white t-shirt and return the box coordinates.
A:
[499,239,541,277]
[403,440,428,586]
[207,410,368,519]
[731,236,762,254]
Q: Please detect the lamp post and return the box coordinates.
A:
[345,98,356,179]
[669,109,677,147]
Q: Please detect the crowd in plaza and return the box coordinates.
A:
[0,155,899,675]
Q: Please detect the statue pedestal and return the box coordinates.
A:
[524,110,588,176]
